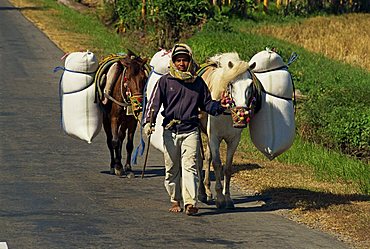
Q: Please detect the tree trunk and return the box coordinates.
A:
[263,0,269,13]
[277,0,282,8]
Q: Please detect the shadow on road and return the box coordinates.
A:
[197,187,370,216]
[100,165,165,178]
[233,163,262,173]
[260,187,370,211]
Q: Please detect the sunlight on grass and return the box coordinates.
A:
[239,130,370,195]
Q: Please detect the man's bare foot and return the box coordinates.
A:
[169,202,182,213]
[185,204,198,216]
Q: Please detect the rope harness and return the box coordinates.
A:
[94,54,150,121]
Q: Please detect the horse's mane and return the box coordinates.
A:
[203,52,249,99]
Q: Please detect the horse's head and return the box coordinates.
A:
[120,50,149,113]
[227,62,256,106]
[226,61,261,128]
[149,48,172,75]
[205,52,260,128]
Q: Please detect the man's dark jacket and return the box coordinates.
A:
[144,74,225,134]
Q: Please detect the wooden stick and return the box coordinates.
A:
[141,109,154,178]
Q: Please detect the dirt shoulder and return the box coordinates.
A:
[8,0,369,248]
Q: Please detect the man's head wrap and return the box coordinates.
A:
[169,43,197,83]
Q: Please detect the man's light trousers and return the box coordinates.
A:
[163,129,200,207]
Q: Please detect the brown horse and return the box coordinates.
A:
[97,51,148,177]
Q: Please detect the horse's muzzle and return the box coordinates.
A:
[230,106,253,128]
[130,95,144,113]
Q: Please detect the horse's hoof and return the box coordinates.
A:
[126,171,135,179]
[198,194,208,204]
[215,197,227,209]
[124,164,132,172]
[226,201,235,209]
[216,202,226,210]
[114,168,123,176]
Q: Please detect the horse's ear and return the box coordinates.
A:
[228,61,234,69]
[120,56,131,67]
[127,49,138,58]
[249,62,256,70]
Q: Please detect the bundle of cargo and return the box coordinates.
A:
[248,48,298,160]
[55,51,102,143]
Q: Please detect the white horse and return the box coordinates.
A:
[198,52,257,209]
[146,50,257,209]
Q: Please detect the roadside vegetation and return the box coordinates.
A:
[9,0,369,248]
[187,18,369,195]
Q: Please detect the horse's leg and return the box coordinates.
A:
[197,151,206,203]
[210,136,226,209]
[223,132,241,209]
[197,133,210,203]
[103,114,115,174]
[111,116,123,176]
[203,140,213,203]
[124,118,137,178]
[198,113,212,203]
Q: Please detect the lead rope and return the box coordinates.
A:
[131,65,154,165]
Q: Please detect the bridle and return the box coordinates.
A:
[103,66,146,121]
[227,70,255,103]
[226,69,262,128]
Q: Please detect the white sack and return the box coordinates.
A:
[62,83,103,143]
[59,51,102,143]
[255,69,293,99]
[249,48,286,73]
[65,51,99,74]
[144,49,171,153]
[61,71,96,93]
[249,52,295,160]
[146,72,165,153]
[62,51,99,93]
[249,92,295,160]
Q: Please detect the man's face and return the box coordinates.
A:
[173,54,190,72]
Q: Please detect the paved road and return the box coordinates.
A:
[0,1,350,248]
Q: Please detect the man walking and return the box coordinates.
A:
[143,44,228,215]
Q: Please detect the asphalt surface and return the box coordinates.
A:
[0,1,350,248]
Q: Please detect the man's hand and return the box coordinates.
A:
[220,91,233,108]
[143,123,155,136]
